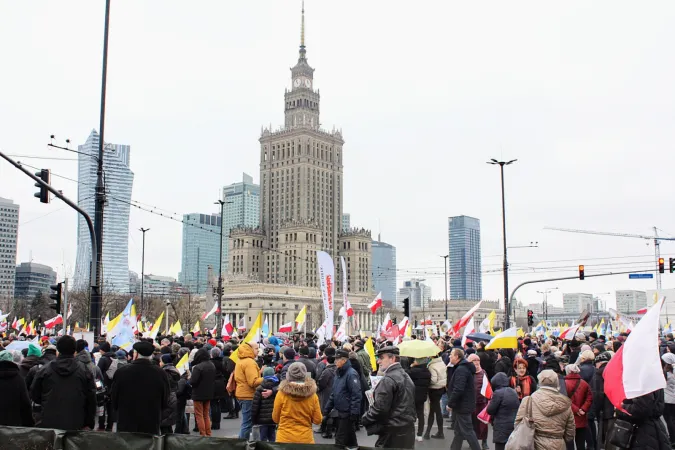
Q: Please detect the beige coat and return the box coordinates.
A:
[428,357,447,389]
[515,387,575,450]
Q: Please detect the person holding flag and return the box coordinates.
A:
[467,354,490,450]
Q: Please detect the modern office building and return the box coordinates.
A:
[448,215,482,300]
[562,293,594,315]
[372,236,397,307]
[14,262,57,300]
[179,213,221,294]
[398,278,432,309]
[73,130,134,293]
[222,173,260,273]
[342,213,351,232]
[142,274,182,297]
[0,198,19,302]
[616,290,648,314]
[129,271,139,296]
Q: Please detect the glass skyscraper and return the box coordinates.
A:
[222,173,260,273]
[448,215,482,300]
[372,238,397,307]
[179,213,221,294]
[73,130,134,293]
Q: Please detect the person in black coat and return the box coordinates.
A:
[317,349,337,438]
[493,349,512,376]
[31,335,96,430]
[616,389,670,450]
[486,372,519,450]
[325,349,362,448]
[111,341,170,435]
[407,358,432,441]
[0,351,34,427]
[174,368,191,434]
[189,347,216,436]
[447,349,482,450]
[209,347,227,430]
[160,354,180,434]
[298,346,317,379]
[476,343,495,381]
[96,342,116,431]
[252,367,280,441]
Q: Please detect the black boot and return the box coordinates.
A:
[431,432,445,439]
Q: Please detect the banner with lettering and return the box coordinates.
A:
[317,251,335,339]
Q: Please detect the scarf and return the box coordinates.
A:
[510,375,533,400]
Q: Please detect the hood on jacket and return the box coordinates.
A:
[533,387,572,416]
[193,348,210,365]
[279,378,317,398]
[458,358,476,374]
[491,372,510,390]
[163,364,181,381]
[20,355,40,370]
[51,355,80,377]
[0,360,19,379]
[238,343,256,360]
[76,350,94,365]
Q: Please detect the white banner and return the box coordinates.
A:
[341,256,348,319]
[317,251,335,339]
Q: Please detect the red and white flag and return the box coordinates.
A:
[604,297,666,410]
[559,323,581,341]
[67,303,73,320]
[44,315,63,329]
[368,292,383,314]
[278,322,293,333]
[636,307,648,315]
[223,314,234,335]
[202,302,220,321]
[340,256,353,317]
[453,300,483,335]
[461,319,475,347]
[399,316,410,336]
[481,372,493,399]
[344,299,354,317]
[237,317,246,331]
[381,313,392,332]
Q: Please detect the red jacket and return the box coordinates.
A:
[564,373,593,428]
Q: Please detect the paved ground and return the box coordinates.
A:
[196,414,493,449]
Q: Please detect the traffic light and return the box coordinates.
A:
[34,169,50,204]
[49,282,62,314]
[578,265,585,280]
[670,258,675,274]
[659,258,665,274]
[402,297,410,318]
[527,309,534,326]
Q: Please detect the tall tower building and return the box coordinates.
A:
[14,262,57,300]
[73,130,134,293]
[0,197,19,303]
[179,213,221,294]
[222,173,260,273]
[448,215,482,300]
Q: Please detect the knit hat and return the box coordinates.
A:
[208,339,217,347]
[210,347,222,358]
[580,344,592,353]
[299,346,309,356]
[324,347,336,357]
[565,364,581,375]
[579,350,595,363]
[262,367,275,377]
[286,361,307,382]
[0,351,13,362]
[27,344,42,358]
[538,369,560,388]
[283,347,296,360]
[161,354,173,364]
[595,351,612,364]
[662,353,675,366]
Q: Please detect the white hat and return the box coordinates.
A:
[662,353,675,365]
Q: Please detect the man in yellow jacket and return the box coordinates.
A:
[234,342,263,439]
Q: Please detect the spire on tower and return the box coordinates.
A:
[299,0,306,60]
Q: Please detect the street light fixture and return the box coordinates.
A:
[214,199,234,339]
[536,287,558,321]
[139,228,150,317]
[441,255,449,321]
[487,158,517,328]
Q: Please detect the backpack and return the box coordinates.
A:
[226,371,237,394]
[106,358,119,380]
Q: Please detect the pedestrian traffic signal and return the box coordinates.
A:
[579,265,585,280]
[49,283,62,314]
[402,297,410,318]
[670,258,675,274]
[527,309,534,326]
[659,258,665,274]
[34,169,50,204]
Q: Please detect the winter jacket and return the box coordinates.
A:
[473,368,489,413]
[579,360,595,386]
[664,370,675,404]
[428,357,447,389]
[76,350,103,383]
[356,348,373,378]
[25,354,55,394]
[234,343,263,400]
[31,355,96,430]
[97,352,115,387]
[272,378,322,443]
[362,363,416,431]
[176,372,191,410]
[19,355,41,379]
[278,359,294,382]
[515,387,575,450]
[486,373,519,444]
[616,389,670,450]
[591,363,614,419]
[564,373,592,428]
[252,376,280,425]
[477,349,496,381]
[211,356,227,400]
[0,360,34,426]
[317,362,337,409]
[407,364,431,404]
[526,355,540,378]
[315,358,327,381]
[111,358,170,435]
[349,354,369,393]
[325,360,361,418]
[189,349,216,402]
[447,358,476,414]
[494,355,512,376]
[161,364,180,427]
[298,355,317,379]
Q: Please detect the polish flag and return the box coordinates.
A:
[223,314,234,335]
[421,317,433,326]
[202,302,220,321]
[44,315,63,329]
[67,303,73,320]
[399,316,409,336]
[604,297,666,410]
[237,317,246,331]
[481,372,493,399]
[344,298,354,317]
[461,319,475,347]
[636,307,648,315]
[278,322,293,333]
[368,292,383,314]
[559,323,581,341]
[11,317,18,330]
[453,300,483,335]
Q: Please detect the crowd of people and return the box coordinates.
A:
[0,328,674,449]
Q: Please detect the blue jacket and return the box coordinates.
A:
[324,360,361,418]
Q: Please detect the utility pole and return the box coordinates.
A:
[215,200,226,339]
[536,287,558,322]
[139,228,149,317]
[441,255,449,321]
[91,0,111,338]
[63,278,69,334]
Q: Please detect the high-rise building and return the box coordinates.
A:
[228,6,371,294]
[14,262,56,300]
[222,173,260,273]
[616,290,647,314]
[342,213,351,232]
[448,215,482,300]
[372,237,396,307]
[73,130,134,293]
[142,274,182,297]
[562,292,594,315]
[0,197,19,302]
[179,213,221,294]
[398,278,431,309]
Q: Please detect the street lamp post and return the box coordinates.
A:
[488,158,517,328]
[441,255,449,320]
[139,228,149,317]
[536,287,558,321]
[214,199,234,339]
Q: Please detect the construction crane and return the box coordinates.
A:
[544,226,675,290]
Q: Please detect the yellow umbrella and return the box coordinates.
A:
[396,339,441,358]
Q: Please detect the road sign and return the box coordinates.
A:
[629,273,654,279]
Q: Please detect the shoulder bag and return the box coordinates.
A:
[505,396,535,450]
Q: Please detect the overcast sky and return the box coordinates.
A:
[2,1,675,311]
